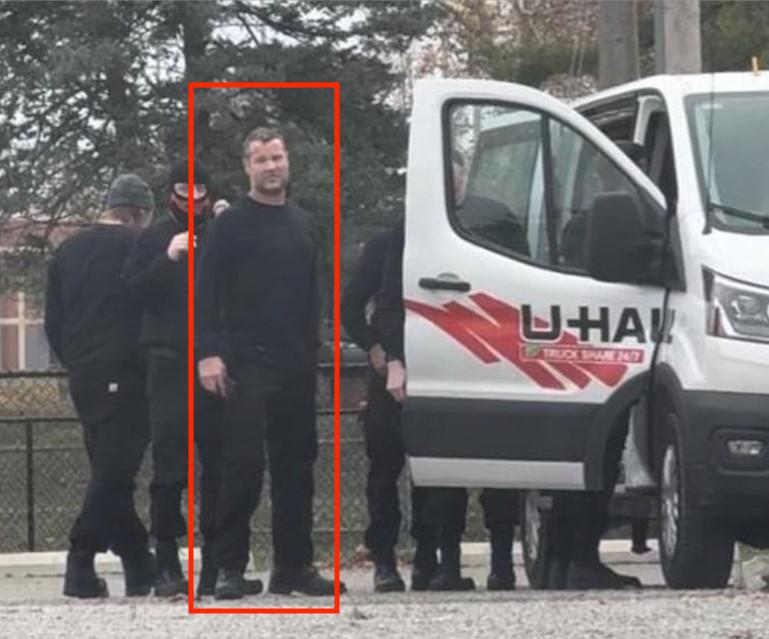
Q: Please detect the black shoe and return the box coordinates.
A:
[488,530,515,591]
[411,544,438,591]
[373,561,406,593]
[155,569,188,597]
[428,569,476,591]
[121,549,156,597]
[268,565,346,596]
[214,569,247,600]
[566,561,642,590]
[63,550,109,599]
[154,542,187,598]
[200,574,263,598]
[428,543,475,591]
[486,570,515,591]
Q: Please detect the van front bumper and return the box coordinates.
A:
[682,390,769,520]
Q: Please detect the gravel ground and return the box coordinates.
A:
[1,564,768,639]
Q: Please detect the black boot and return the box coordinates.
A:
[121,548,156,597]
[63,550,109,599]
[487,529,515,591]
[372,549,405,593]
[214,568,259,600]
[268,565,346,596]
[566,560,642,590]
[428,544,475,591]
[411,543,438,591]
[198,548,263,599]
[154,539,188,597]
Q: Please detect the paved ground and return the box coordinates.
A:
[0,546,767,639]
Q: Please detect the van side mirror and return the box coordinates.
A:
[585,191,664,285]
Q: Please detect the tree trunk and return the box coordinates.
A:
[655,0,701,74]
[598,0,640,89]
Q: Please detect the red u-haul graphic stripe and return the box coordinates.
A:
[405,293,638,390]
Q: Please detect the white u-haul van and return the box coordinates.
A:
[402,73,769,589]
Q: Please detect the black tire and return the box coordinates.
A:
[657,410,735,588]
[520,490,555,589]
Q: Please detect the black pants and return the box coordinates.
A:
[215,362,318,573]
[552,417,629,564]
[146,350,224,544]
[426,487,518,546]
[361,370,435,556]
[68,361,149,557]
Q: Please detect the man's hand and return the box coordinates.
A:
[167,233,192,261]
[198,356,231,398]
[368,343,387,377]
[386,359,407,403]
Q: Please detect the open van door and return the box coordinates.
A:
[403,79,670,491]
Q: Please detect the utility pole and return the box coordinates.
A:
[598,0,640,89]
[655,0,702,74]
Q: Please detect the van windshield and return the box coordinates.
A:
[686,92,769,234]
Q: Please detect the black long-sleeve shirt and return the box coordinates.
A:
[340,229,391,352]
[45,224,142,369]
[195,197,320,371]
[123,215,197,351]
[375,218,405,362]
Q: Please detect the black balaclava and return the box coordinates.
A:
[167,159,213,233]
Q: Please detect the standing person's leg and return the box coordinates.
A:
[194,382,222,596]
[194,382,264,598]
[566,418,641,589]
[480,488,518,590]
[66,362,153,598]
[146,352,188,596]
[409,484,439,590]
[361,370,406,592]
[427,487,475,591]
[213,361,268,599]
[266,366,344,596]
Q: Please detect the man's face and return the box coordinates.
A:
[243,138,290,197]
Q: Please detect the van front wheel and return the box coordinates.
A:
[657,411,734,588]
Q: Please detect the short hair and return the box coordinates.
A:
[242,127,286,159]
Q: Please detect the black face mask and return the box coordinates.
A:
[168,196,213,235]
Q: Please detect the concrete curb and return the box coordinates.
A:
[0,548,201,576]
[0,540,660,577]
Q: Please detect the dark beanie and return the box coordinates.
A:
[106,173,155,210]
[168,159,212,190]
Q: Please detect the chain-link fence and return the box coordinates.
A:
[0,364,489,567]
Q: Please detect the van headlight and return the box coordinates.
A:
[704,270,769,342]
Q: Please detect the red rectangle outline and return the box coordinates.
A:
[187,81,341,614]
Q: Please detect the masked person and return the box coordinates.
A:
[341,226,439,593]
[45,174,155,598]
[196,127,344,599]
[377,152,520,591]
[124,160,261,598]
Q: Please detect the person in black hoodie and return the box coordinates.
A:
[377,153,521,592]
[196,127,343,599]
[45,174,156,599]
[124,160,262,599]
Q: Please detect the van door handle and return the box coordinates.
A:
[418,275,471,292]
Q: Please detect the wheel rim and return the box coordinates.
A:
[661,443,680,558]
[524,491,542,563]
